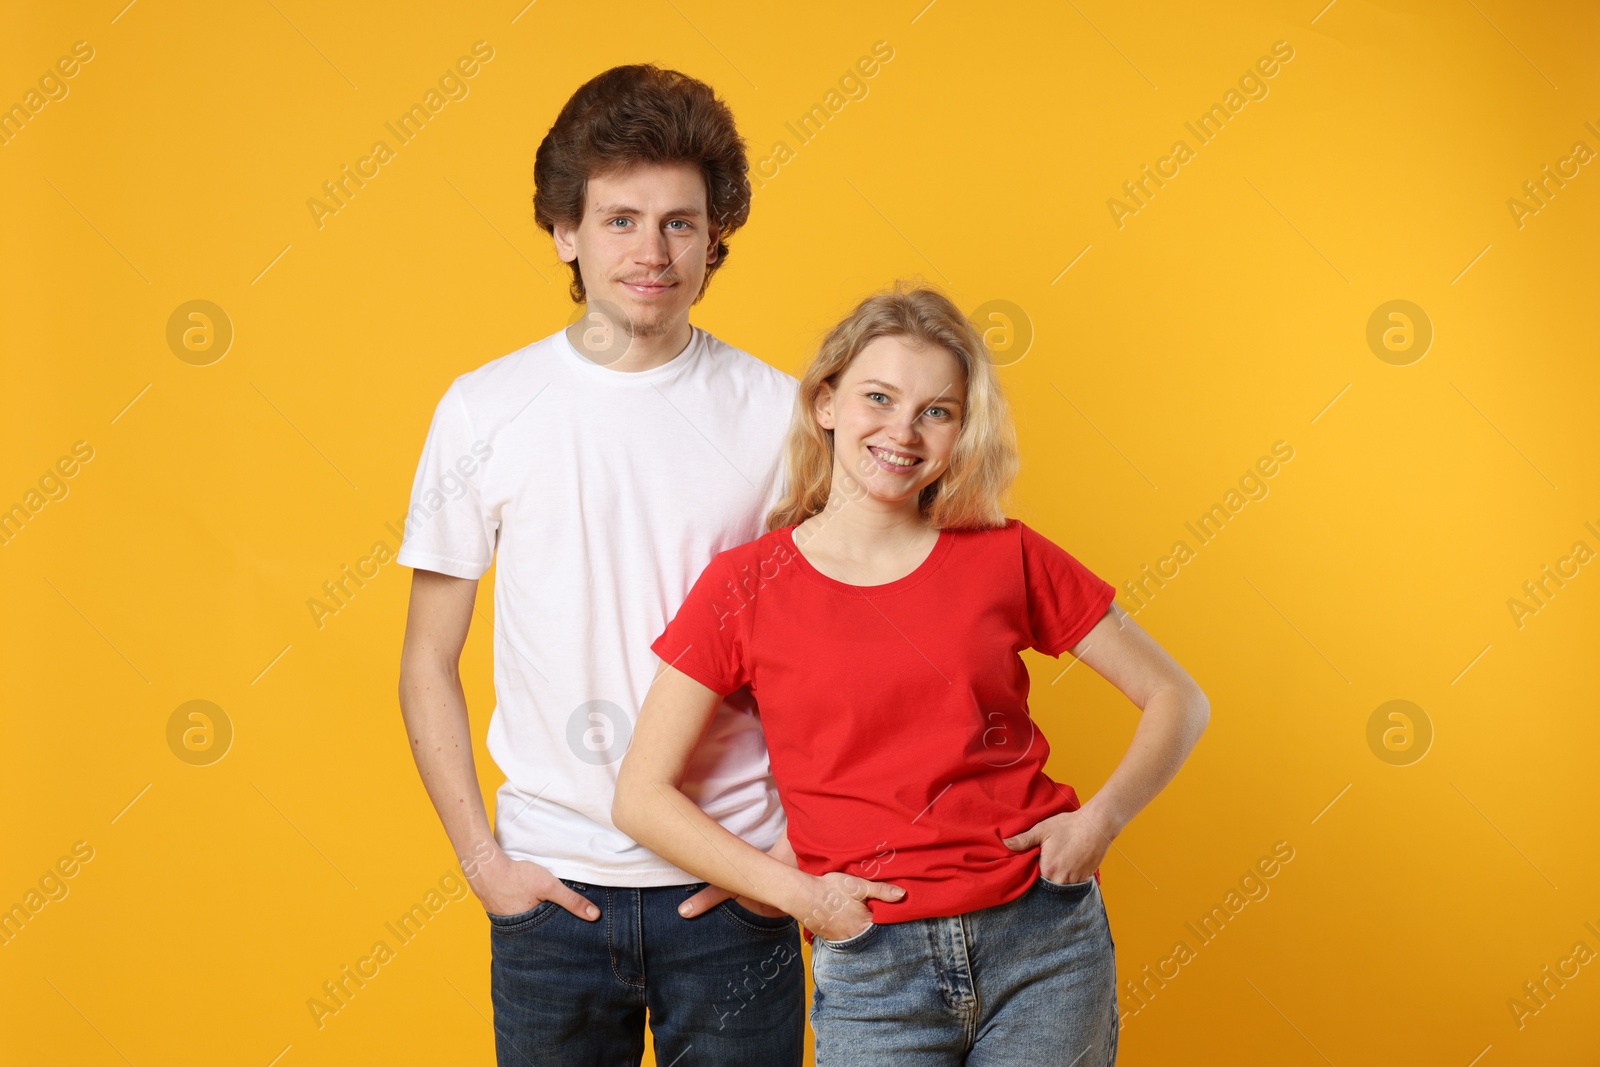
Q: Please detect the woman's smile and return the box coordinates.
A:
[866,444,923,472]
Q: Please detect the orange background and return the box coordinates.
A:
[3,0,1597,1063]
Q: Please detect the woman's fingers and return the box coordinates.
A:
[1002,822,1046,851]
[830,873,905,902]
[859,879,906,902]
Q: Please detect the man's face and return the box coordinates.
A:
[552,160,720,340]
[815,336,967,507]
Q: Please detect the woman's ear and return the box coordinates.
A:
[813,383,836,431]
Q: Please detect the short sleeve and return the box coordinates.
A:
[395,380,499,579]
[650,553,751,696]
[1019,521,1117,657]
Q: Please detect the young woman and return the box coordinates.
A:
[614,283,1209,1065]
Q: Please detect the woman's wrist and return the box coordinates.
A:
[1078,794,1129,842]
[771,866,823,921]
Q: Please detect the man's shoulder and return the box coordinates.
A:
[429,330,566,424]
[696,328,800,398]
[450,331,563,392]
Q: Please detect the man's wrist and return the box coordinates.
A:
[459,838,508,884]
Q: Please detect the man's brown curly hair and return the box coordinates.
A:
[533,64,752,304]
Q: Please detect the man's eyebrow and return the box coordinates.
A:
[593,203,706,217]
[858,379,964,405]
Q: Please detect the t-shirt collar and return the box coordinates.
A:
[558,321,704,384]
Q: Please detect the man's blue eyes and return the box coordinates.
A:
[607,218,691,229]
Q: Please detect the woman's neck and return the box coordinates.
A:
[795,497,931,563]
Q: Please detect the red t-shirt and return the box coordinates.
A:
[649,518,1116,926]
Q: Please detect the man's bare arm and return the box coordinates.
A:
[398,568,597,920]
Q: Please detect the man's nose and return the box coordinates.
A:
[635,226,671,268]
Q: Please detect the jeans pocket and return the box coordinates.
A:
[489,883,592,934]
[485,898,558,932]
[816,921,879,952]
[1037,873,1098,893]
[487,878,590,931]
[718,896,797,933]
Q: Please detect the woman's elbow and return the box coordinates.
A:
[1187,685,1211,735]
[611,768,647,837]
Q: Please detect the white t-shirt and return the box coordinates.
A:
[397,324,798,885]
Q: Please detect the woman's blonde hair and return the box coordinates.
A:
[766,280,1019,532]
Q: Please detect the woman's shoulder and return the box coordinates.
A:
[708,525,797,569]
[946,518,1076,566]
[944,517,1026,545]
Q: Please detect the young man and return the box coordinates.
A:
[396,65,804,1066]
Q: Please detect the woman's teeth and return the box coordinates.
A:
[869,446,921,468]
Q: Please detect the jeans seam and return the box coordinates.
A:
[1097,882,1117,960]
[604,888,646,991]
[956,913,980,1048]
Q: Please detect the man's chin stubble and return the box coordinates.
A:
[617,308,678,339]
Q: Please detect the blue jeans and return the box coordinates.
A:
[489,878,804,1066]
[809,874,1119,1065]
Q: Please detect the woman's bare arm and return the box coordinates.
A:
[614,662,903,939]
[1004,601,1210,880]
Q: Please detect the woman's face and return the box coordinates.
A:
[815,335,967,509]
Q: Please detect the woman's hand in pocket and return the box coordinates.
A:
[793,871,904,942]
[1003,809,1110,885]
[678,830,797,918]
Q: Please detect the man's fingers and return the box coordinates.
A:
[734,893,790,918]
[547,883,600,921]
[678,883,734,918]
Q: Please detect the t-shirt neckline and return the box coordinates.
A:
[558,322,704,383]
[782,523,954,596]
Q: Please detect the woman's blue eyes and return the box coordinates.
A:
[866,392,951,419]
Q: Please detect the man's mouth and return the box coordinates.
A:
[621,278,674,296]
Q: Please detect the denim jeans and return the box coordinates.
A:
[489,878,804,1067]
[809,874,1119,1065]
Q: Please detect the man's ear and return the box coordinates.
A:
[705,219,721,265]
[813,382,836,431]
[551,220,579,264]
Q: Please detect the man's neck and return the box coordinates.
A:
[565,317,694,374]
